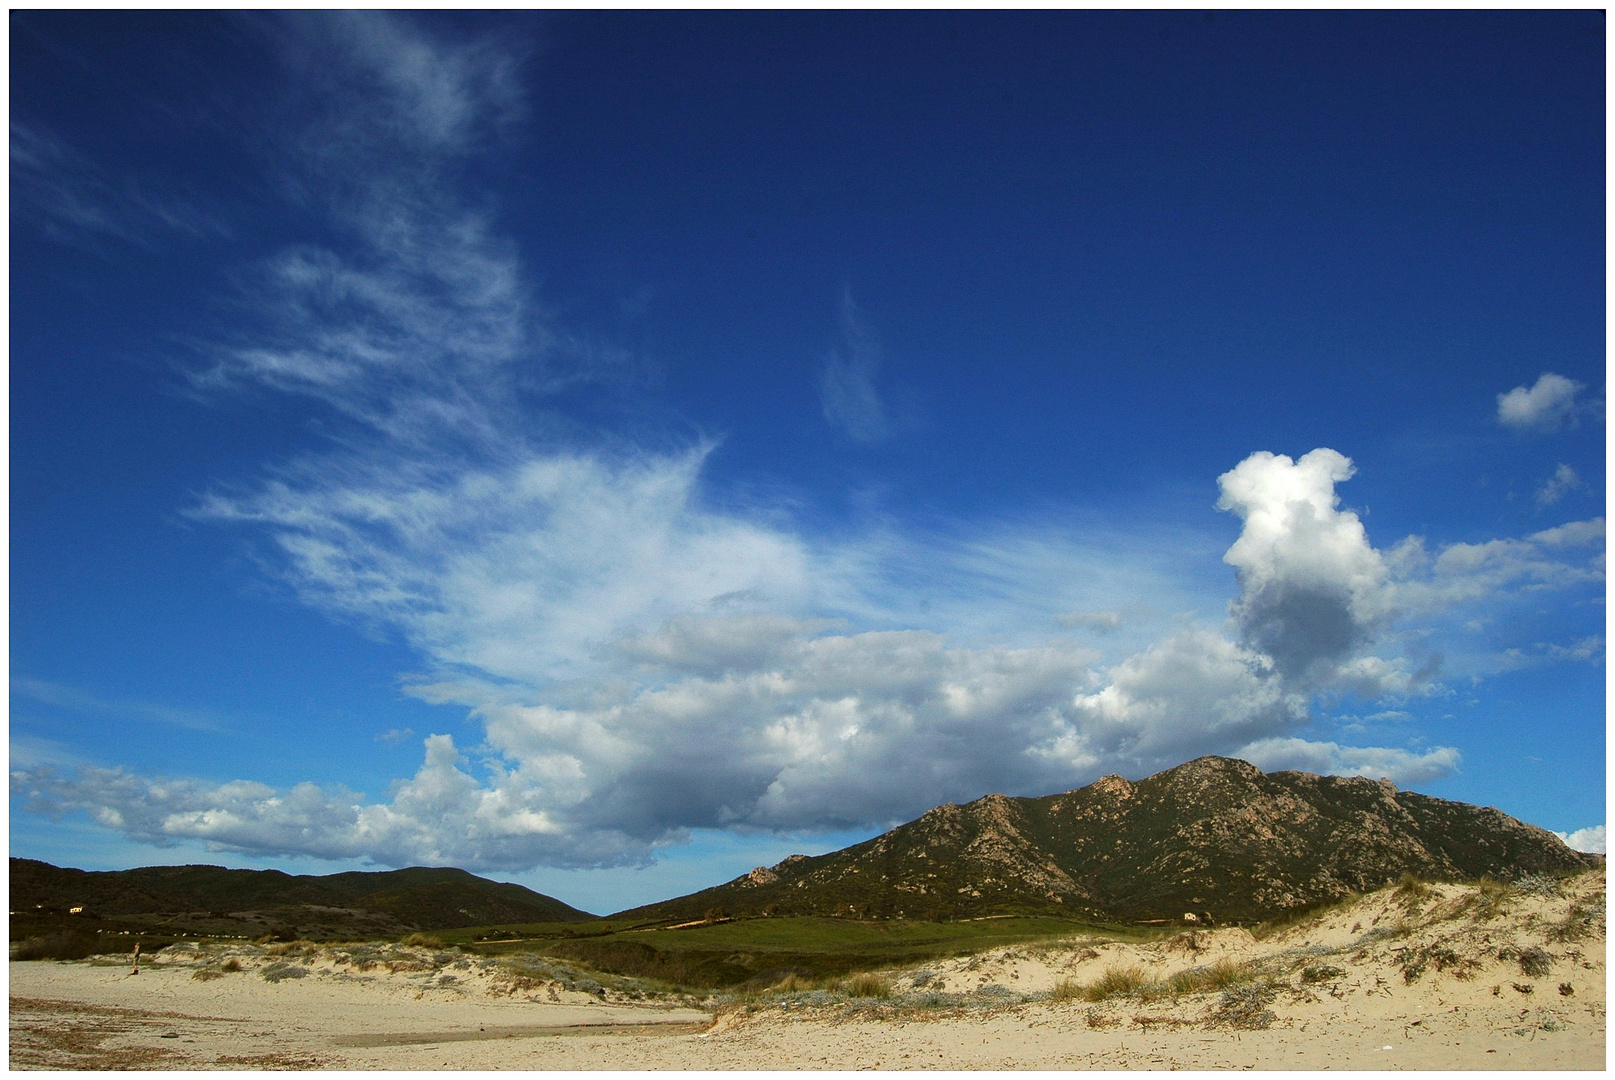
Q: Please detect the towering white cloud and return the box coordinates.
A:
[1497,372,1583,432]
[1217,449,1394,687]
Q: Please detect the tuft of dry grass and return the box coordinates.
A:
[220,957,243,973]
[265,940,317,957]
[1393,872,1432,906]
[1457,876,1515,921]
[1164,957,1255,996]
[1049,977,1081,1002]
[1082,964,1149,1002]
[771,973,815,993]
[400,933,445,949]
[192,969,225,982]
[844,972,891,999]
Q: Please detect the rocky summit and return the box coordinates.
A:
[618,756,1596,925]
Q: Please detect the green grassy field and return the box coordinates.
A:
[12,909,1166,992]
[433,914,1161,989]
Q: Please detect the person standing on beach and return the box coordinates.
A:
[131,942,140,975]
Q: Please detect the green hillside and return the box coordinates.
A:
[10,858,594,945]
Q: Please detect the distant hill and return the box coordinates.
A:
[10,859,593,939]
[615,756,1596,925]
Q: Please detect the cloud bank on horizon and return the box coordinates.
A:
[11,13,1604,874]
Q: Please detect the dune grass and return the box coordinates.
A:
[1069,956,1261,1004]
[844,972,892,998]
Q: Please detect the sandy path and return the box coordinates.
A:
[10,870,1605,1069]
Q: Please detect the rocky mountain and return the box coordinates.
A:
[616,756,1596,925]
[11,860,593,938]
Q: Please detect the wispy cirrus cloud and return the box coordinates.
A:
[12,676,232,735]
[10,120,228,249]
[819,292,910,444]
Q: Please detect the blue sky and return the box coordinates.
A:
[10,11,1605,914]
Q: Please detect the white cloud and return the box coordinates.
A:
[1235,737,1461,786]
[196,449,815,687]
[1484,635,1605,674]
[1412,518,1604,610]
[1055,610,1123,632]
[819,293,893,443]
[11,677,231,735]
[1216,449,1395,687]
[1535,463,1583,508]
[1553,825,1606,854]
[1497,372,1583,432]
[10,120,228,248]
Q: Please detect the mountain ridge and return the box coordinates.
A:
[614,756,1596,924]
[9,859,594,937]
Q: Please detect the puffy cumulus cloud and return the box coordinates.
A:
[1217,449,1394,687]
[12,735,596,871]
[1040,629,1304,774]
[1553,825,1606,854]
[477,629,1104,840]
[16,634,1108,867]
[1497,372,1584,432]
[1234,737,1461,786]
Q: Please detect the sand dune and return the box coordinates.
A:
[10,869,1603,1069]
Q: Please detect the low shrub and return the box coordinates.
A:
[1517,947,1552,979]
[193,969,225,982]
[1210,982,1277,1029]
[220,957,243,973]
[1512,874,1562,897]
[261,962,309,983]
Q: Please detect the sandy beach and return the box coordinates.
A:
[11,870,1603,1070]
